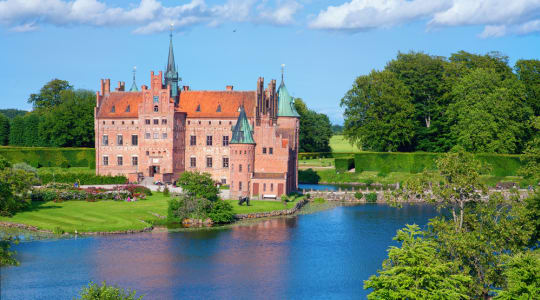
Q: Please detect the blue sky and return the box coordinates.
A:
[0,0,539,124]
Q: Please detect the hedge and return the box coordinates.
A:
[0,146,95,169]
[353,152,522,177]
[335,157,355,172]
[299,152,355,160]
[39,173,127,185]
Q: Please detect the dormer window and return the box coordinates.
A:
[154,105,159,112]
[216,104,221,112]
[153,96,159,103]
[125,105,130,112]
[196,104,201,112]
[111,106,115,113]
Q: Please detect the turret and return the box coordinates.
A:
[230,106,255,198]
[277,65,300,117]
[164,26,180,104]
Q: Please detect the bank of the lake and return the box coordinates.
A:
[1,203,440,299]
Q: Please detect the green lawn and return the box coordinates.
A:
[330,135,361,153]
[225,198,301,214]
[299,158,334,168]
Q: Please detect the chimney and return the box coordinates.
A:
[115,81,125,91]
[104,79,110,94]
[226,85,233,91]
[141,85,148,90]
[183,86,190,91]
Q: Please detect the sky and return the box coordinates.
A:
[0,0,539,124]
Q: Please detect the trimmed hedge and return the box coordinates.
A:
[353,152,522,176]
[0,146,95,169]
[335,157,355,172]
[39,173,127,185]
[299,152,355,160]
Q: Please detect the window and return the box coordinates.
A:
[239,164,242,172]
[196,104,200,112]
[162,119,167,124]
[103,156,109,166]
[131,135,138,145]
[239,181,242,191]
[122,121,124,125]
[125,105,130,112]
[153,96,159,103]
[153,133,159,139]
[131,121,134,125]
[112,121,115,125]
[103,121,105,124]
[153,119,159,125]
[162,133,167,139]
[222,157,229,168]
[132,156,138,166]
[146,151,149,156]
[270,183,274,192]
[145,119,150,125]
[223,136,229,146]
[117,156,123,166]
[145,132,150,139]
[208,121,211,125]
[190,157,196,167]
[206,157,212,168]
[269,147,273,154]
[217,105,221,112]
[111,106,115,112]
[206,135,213,146]
[221,178,226,184]
[154,105,159,112]
[263,183,266,191]
[248,164,250,172]
[190,136,196,146]
[262,147,267,154]
[102,135,109,146]
[117,135,123,146]
[231,181,234,190]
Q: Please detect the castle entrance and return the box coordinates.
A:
[149,166,160,177]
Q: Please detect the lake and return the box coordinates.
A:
[1,204,439,299]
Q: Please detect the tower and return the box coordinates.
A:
[164,25,180,104]
[129,66,138,92]
[230,106,255,198]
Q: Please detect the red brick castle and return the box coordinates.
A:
[94,33,300,198]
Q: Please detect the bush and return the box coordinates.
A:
[38,173,127,185]
[167,195,212,222]
[298,168,321,184]
[12,162,37,174]
[163,186,170,197]
[76,281,143,300]
[365,192,378,203]
[176,171,219,201]
[354,192,363,200]
[335,157,355,172]
[207,200,235,224]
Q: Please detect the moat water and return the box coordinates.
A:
[1,204,439,299]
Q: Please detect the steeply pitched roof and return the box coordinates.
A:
[277,81,299,117]
[230,106,255,144]
[97,92,142,118]
[177,91,256,118]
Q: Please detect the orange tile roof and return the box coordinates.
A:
[97,92,142,118]
[253,172,285,179]
[177,91,256,118]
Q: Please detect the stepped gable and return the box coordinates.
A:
[97,92,143,118]
[177,90,256,118]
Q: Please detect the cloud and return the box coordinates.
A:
[0,0,302,34]
[310,0,540,37]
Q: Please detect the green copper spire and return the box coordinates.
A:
[230,106,255,144]
[165,24,179,99]
[129,66,138,92]
[277,64,300,117]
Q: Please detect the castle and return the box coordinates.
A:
[94,34,300,198]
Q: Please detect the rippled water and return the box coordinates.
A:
[1,204,439,299]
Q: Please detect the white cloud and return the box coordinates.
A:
[310,0,540,37]
[258,1,302,25]
[0,0,302,34]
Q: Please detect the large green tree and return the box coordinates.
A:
[341,70,415,152]
[8,115,25,146]
[449,51,513,79]
[176,171,219,201]
[294,98,333,152]
[515,59,540,116]
[0,113,9,145]
[27,79,73,109]
[447,68,532,154]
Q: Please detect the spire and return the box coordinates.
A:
[166,24,176,75]
[230,106,255,144]
[164,23,179,100]
[129,66,138,92]
[277,64,300,117]
[280,64,285,86]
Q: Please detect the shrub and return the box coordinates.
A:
[167,195,212,222]
[12,162,37,174]
[120,185,152,197]
[354,192,363,200]
[365,192,378,203]
[163,186,170,197]
[335,157,354,172]
[298,168,321,184]
[207,200,235,224]
[176,171,219,201]
[76,281,143,300]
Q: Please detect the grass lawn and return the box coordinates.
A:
[330,135,361,153]
[299,158,334,168]
[225,197,301,214]
[0,193,170,233]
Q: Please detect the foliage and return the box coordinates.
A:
[341,70,416,152]
[294,98,333,152]
[514,59,540,115]
[38,172,126,185]
[162,185,170,197]
[0,236,19,267]
[27,79,73,110]
[331,124,343,134]
[518,116,540,183]
[0,109,27,120]
[354,192,363,200]
[176,171,219,201]
[8,115,25,146]
[12,162,37,174]
[0,146,95,168]
[365,192,377,203]
[364,224,472,299]
[167,195,212,222]
[494,250,540,299]
[298,168,321,184]
[334,157,354,172]
[0,155,11,169]
[207,200,235,224]
[0,167,39,216]
[0,113,9,145]
[76,281,143,300]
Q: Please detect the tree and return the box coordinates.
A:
[38,89,96,147]
[0,113,9,145]
[76,281,143,300]
[294,98,333,152]
[0,109,27,120]
[341,70,415,152]
[518,116,540,183]
[27,79,72,109]
[8,115,25,146]
[514,59,540,115]
[495,249,540,299]
[364,224,472,299]
[22,112,43,147]
[176,171,219,201]
[449,51,513,79]
[447,68,532,154]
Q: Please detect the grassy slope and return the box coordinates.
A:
[330,135,360,153]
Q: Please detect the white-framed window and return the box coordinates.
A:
[153,132,159,139]
[132,156,138,166]
[162,133,167,139]
[102,135,109,146]
[145,132,150,139]
[190,157,196,168]
[117,156,123,166]
[117,134,123,146]
[103,156,109,166]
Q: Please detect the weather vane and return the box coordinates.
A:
[281,64,285,81]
